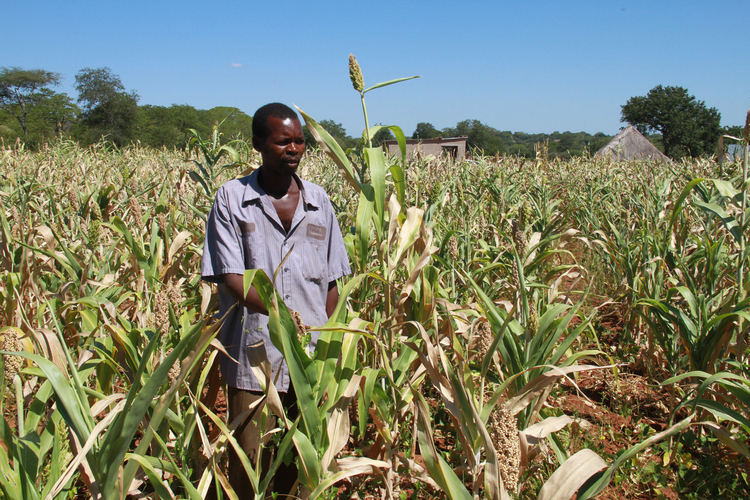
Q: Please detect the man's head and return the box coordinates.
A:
[252,103,300,142]
[252,103,305,177]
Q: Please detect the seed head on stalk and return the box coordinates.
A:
[511,220,527,258]
[166,281,184,317]
[527,302,539,337]
[157,213,168,236]
[9,207,20,239]
[744,110,750,143]
[88,201,101,247]
[427,181,442,207]
[349,54,370,146]
[55,420,72,465]
[510,259,521,292]
[520,199,534,230]
[349,54,364,93]
[129,196,144,232]
[2,330,24,383]
[164,348,181,383]
[153,289,170,334]
[488,406,521,492]
[68,188,79,212]
[291,310,310,348]
[448,235,459,260]
[470,319,493,362]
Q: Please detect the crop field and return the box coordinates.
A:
[1,125,749,500]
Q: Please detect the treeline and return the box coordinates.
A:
[412,120,617,158]
[304,119,616,159]
[4,65,711,159]
[0,67,252,149]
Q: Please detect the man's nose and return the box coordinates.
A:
[288,142,301,154]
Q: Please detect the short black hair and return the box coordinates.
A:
[252,103,299,141]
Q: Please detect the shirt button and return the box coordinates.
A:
[284,268,289,272]
[285,294,290,299]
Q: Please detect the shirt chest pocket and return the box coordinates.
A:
[238,222,266,271]
[302,239,326,285]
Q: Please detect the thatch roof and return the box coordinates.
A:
[596,125,670,162]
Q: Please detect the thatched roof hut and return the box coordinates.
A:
[596,125,670,162]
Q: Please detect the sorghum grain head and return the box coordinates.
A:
[488,406,521,492]
[2,330,24,383]
[349,54,365,92]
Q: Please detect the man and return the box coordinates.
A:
[201,103,351,496]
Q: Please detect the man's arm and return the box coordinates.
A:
[224,274,338,319]
[222,273,269,316]
[326,281,339,318]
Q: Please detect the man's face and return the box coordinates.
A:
[254,116,305,176]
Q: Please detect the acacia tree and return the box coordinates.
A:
[75,67,139,146]
[621,85,721,158]
[0,67,61,137]
[28,89,79,139]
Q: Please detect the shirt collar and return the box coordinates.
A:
[242,169,319,209]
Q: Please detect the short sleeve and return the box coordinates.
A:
[325,198,352,283]
[201,187,246,283]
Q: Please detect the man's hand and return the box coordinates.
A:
[223,273,269,315]
[223,274,338,319]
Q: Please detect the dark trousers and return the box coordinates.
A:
[227,387,299,499]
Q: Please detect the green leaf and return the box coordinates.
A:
[711,178,741,199]
[355,185,375,273]
[99,321,201,496]
[669,177,704,228]
[246,270,323,445]
[363,75,421,93]
[293,428,321,489]
[694,200,742,243]
[364,147,387,235]
[145,429,203,500]
[296,107,360,191]
[17,432,42,500]
[124,454,178,500]
[5,351,92,451]
[411,385,474,500]
[389,164,406,212]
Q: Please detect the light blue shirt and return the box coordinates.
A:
[201,170,351,392]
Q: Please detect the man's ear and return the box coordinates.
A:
[252,135,263,153]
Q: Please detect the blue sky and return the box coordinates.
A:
[3,1,749,137]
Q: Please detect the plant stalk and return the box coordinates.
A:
[360,92,371,148]
[737,142,749,363]
[13,374,23,435]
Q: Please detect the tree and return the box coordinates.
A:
[0,67,61,137]
[412,122,440,139]
[621,85,721,158]
[204,106,253,140]
[372,125,394,147]
[75,67,139,146]
[723,124,744,139]
[319,120,348,139]
[75,67,127,111]
[445,119,505,156]
[139,104,198,149]
[304,119,356,150]
[28,89,79,140]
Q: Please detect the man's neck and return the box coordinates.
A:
[258,169,299,199]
